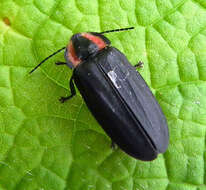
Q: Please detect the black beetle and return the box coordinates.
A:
[30,27,169,161]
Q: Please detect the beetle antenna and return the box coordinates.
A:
[100,27,134,34]
[29,46,66,74]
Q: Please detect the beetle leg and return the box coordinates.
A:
[134,61,144,68]
[55,61,67,65]
[110,141,118,150]
[59,75,76,103]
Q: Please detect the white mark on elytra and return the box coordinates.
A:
[107,70,121,89]
[107,65,130,88]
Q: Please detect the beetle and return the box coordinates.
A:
[30,27,169,161]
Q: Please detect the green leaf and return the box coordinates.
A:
[0,0,206,189]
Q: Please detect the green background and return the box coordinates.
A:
[0,0,206,189]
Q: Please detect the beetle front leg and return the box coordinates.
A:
[134,61,144,68]
[59,75,76,103]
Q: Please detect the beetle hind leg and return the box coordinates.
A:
[59,75,76,103]
[134,61,144,68]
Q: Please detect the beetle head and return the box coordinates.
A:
[65,32,111,68]
[29,27,134,74]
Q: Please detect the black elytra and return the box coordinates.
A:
[30,27,169,161]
